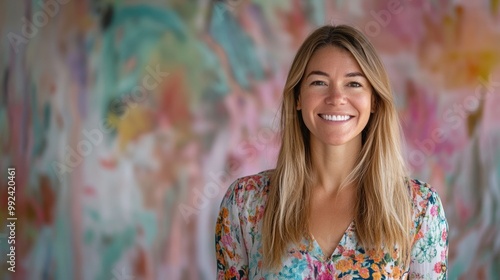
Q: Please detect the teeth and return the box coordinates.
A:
[320,114,351,121]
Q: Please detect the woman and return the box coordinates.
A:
[215,25,448,279]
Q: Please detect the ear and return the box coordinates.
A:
[296,95,301,110]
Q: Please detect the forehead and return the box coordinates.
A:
[305,46,362,73]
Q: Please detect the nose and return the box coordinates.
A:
[325,85,346,105]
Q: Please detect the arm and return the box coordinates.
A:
[215,179,249,280]
[409,189,449,279]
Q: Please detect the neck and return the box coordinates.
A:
[310,137,361,195]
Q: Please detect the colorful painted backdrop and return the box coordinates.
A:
[1,0,500,279]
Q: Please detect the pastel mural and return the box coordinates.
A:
[1,0,499,279]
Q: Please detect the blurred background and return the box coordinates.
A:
[1,0,500,279]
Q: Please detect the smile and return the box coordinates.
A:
[319,114,352,121]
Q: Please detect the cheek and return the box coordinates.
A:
[299,90,324,109]
[298,94,313,111]
[352,95,373,114]
[299,102,315,130]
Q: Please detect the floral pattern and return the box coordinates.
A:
[215,170,448,279]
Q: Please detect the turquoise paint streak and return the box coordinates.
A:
[30,88,50,158]
[309,0,325,26]
[210,2,264,90]
[95,5,183,118]
[138,211,157,248]
[97,227,136,280]
[55,201,75,279]
[96,4,228,119]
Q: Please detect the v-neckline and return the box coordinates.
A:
[308,221,354,262]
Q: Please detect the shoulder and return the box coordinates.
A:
[407,179,449,277]
[407,178,442,210]
[221,170,272,209]
[407,178,447,227]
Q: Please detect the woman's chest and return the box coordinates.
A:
[245,226,408,279]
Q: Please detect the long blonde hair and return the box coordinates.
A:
[262,25,412,270]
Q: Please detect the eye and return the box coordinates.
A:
[347,81,362,88]
[310,80,327,86]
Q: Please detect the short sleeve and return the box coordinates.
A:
[215,179,249,279]
[409,189,449,279]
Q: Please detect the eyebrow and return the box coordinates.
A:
[345,72,365,78]
[305,70,366,79]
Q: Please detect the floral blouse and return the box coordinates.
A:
[215,170,448,279]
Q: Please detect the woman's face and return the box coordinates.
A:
[297,46,373,147]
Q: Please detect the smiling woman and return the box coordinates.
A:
[297,46,374,148]
[215,25,448,279]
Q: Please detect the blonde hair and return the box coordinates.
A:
[262,25,412,270]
